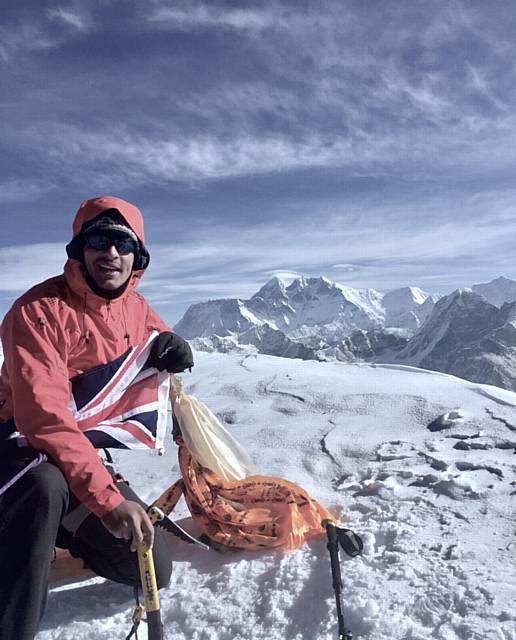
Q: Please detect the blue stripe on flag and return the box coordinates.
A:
[85,430,130,450]
[71,349,131,411]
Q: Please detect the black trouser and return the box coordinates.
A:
[0,454,172,640]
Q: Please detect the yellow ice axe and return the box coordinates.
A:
[135,506,166,640]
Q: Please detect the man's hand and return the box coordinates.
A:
[101,499,155,552]
[147,331,194,373]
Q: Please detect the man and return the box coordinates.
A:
[0,196,193,640]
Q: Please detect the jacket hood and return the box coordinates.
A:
[66,196,150,273]
[72,196,146,243]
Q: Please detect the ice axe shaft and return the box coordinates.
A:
[134,506,165,640]
[137,544,162,639]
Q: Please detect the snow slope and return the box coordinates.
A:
[33,352,516,640]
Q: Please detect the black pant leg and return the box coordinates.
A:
[0,461,69,640]
[65,481,172,590]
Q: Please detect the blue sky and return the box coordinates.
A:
[1,1,516,324]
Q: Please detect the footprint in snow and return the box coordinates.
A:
[376,440,418,461]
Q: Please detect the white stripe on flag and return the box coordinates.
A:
[86,424,155,449]
[73,332,158,422]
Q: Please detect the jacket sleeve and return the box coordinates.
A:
[1,301,125,518]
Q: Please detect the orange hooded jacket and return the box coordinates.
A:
[0,196,169,517]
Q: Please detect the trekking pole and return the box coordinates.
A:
[322,519,363,640]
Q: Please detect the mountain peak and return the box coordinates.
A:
[472,276,516,308]
[436,288,487,312]
[383,286,428,306]
[287,275,325,291]
[381,286,436,330]
[252,276,287,299]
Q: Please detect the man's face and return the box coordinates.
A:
[83,241,135,290]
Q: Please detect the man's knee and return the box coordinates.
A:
[26,462,69,513]
[113,480,172,588]
[4,460,69,518]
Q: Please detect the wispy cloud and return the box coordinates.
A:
[1,185,514,324]
[147,4,278,32]
[0,22,59,62]
[0,179,55,204]
[0,3,93,62]
[136,189,516,318]
[2,0,516,324]
[17,105,516,190]
[5,0,515,187]
[47,7,93,33]
[0,244,66,292]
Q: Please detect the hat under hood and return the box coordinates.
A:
[66,196,150,271]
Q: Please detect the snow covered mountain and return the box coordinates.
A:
[175,275,438,360]
[176,276,516,391]
[175,276,386,342]
[396,289,516,391]
[382,286,439,330]
[472,275,516,307]
[251,276,385,337]
[36,351,516,640]
[174,298,262,338]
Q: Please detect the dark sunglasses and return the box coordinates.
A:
[83,231,138,256]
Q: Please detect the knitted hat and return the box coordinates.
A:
[82,214,139,243]
[66,209,150,269]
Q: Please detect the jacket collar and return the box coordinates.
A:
[64,259,140,308]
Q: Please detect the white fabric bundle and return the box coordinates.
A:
[171,376,257,482]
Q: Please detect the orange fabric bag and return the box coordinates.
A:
[157,442,334,551]
[158,377,335,551]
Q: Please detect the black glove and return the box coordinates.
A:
[147,332,194,373]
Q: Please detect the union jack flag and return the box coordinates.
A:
[69,332,170,450]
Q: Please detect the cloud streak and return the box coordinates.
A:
[0,244,66,292]
[2,0,516,324]
[4,1,516,187]
[1,184,515,325]
[47,7,93,33]
[137,188,516,316]
[147,4,278,32]
[0,179,55,204]
[0,21,59,62]
[16,106,516,190]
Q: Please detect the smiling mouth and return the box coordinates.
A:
[97,264,121,273]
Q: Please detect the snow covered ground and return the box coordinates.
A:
[38,352,516,639]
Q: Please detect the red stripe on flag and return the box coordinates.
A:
[76,374,159,431]
[108,420,156,448]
